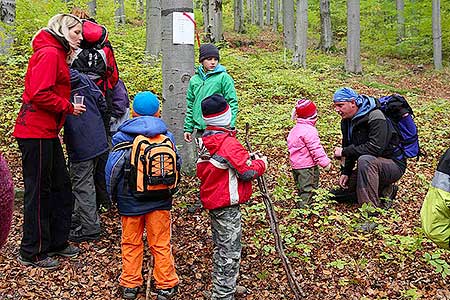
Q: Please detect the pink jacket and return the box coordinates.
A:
[287,118,330,169]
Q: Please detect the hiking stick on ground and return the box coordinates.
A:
[245,123,305,300]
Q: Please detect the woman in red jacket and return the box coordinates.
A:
[13,13,86,270]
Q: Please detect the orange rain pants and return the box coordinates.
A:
[120,210,179,289]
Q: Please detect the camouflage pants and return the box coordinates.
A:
[209,205,242,300]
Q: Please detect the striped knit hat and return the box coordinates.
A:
[294,99,317,119]
[201,94,231,127]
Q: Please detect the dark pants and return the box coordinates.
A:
[347,155,404,208]
[17,138,73,261]
[94,150,110,209]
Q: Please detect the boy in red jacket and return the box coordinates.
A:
[197,94,267,299]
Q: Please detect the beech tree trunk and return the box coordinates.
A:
[145,0,161,57]
[209,0,223,42]
[396,0,405,42]
[137,0,144,17]
[293,0,307,67]
[282,0,295,50]
[272,0,279,30]
[234,0,245,33]
[250,0,255,24]
[432,0,442,69]
[257,0,263,26]
[202,0,209,37]
[161,0,196,173]
[265,0,271,26]
[115,0,126,26]
[345,0,361,73]
[0,0,15,55]
[319,0,333,51]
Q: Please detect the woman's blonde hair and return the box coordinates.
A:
[47,13,82,39]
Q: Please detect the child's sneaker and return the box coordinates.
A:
[156,285,178,300]
[120,286,139,299]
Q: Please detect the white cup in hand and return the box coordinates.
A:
[73,95,85,105]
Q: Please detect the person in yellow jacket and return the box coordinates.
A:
[421,148,450,250]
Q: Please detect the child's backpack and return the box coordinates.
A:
[112,134,179,199]
[378,94,420,159]
[71,20,111,92]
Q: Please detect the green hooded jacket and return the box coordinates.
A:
[183,64,238,133]
[420,148,450,250]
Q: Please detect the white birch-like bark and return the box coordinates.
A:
[432,0,442,69]
[265,0,271,26]
[161,0,196,173]
[282,0,295,50]
[319,0,333,51]
[345,0,361,73]
[115,0,126,26]
[272,0,279,30]
[0,0,15,54]
[87,0,96,17]
[396,0,405,42]
[234,0,245,33]
[293,0,307,67]
[145,0,161,57]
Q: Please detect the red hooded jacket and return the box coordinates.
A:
[13,29,74,139]
[197,127,266,210]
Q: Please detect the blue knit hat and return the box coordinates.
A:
[333,87,363,106]
[132,91,160,116]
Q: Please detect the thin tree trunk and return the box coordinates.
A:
[161,0,196,174]
[345,0,362,73]
[209,0,223,42]
[257,0,263,27]
[293,0,307,67]
[282,0,295,50]
[319,0,333,51]
[265,0,271,26]
[272,0,278,30]
[432,0,442,69]
[234,0,245,33]
[396,0,405,42]
[0,0,15,55]
[88,0,96,17]
[202,0,209,39]
[115,0,126,26]
[137,0,144,17]
[145,0,161,57]
[250,0,255,24]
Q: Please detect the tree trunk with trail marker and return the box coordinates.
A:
[161,0,196,174]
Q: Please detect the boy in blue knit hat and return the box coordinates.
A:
[106,91,180,300]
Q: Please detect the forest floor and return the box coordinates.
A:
[1,30,450,299]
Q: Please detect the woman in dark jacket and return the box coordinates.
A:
[13,14,86,270]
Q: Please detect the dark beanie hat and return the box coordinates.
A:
[199,43,220,62]
[201,94,231,126]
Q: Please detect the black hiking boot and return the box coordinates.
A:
[330,188,357,204]
[380,184,398,209]
[121,286,139,299]
[156,285,178,300]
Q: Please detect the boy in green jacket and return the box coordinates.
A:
[183,44,238,143]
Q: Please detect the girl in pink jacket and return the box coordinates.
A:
[287,99,331,208]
